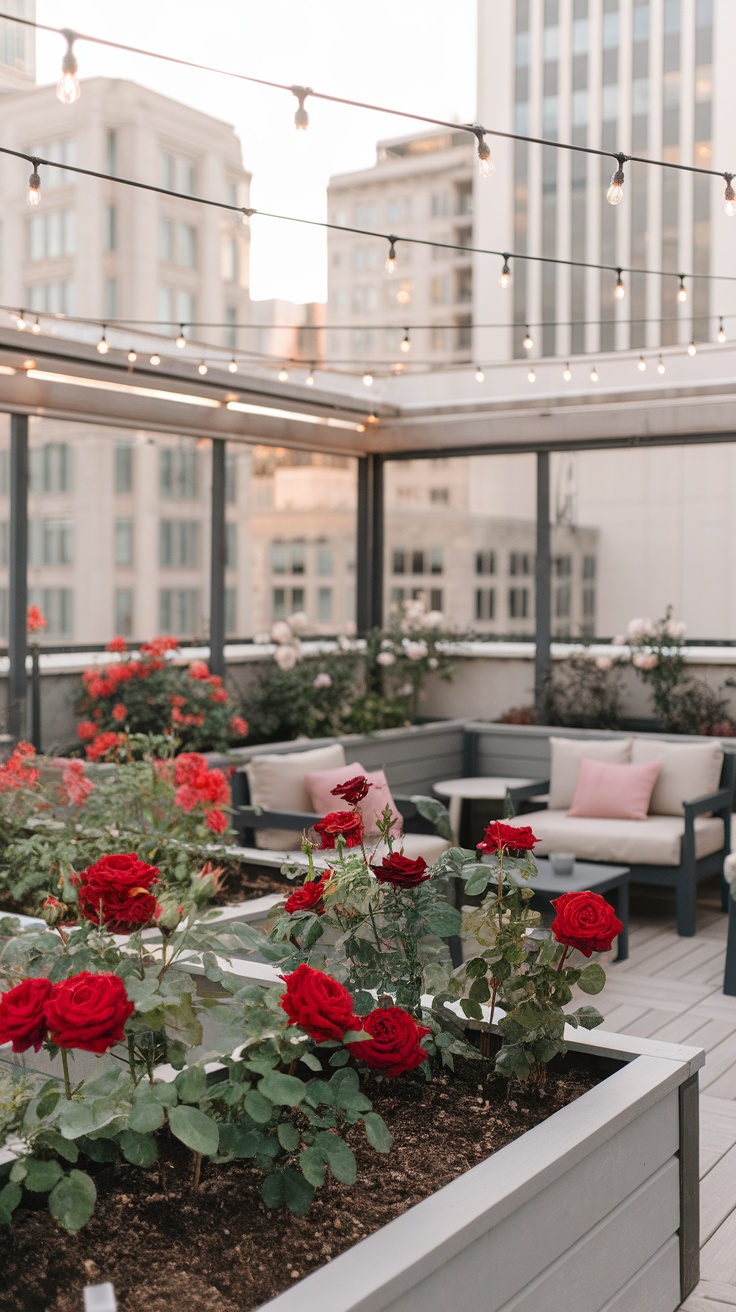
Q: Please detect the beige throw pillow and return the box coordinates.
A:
[547,736,633,810]
[245,743,347,849]
[631,738,723,816]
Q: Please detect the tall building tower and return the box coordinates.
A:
[474,0,736,363]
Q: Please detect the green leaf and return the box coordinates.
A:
[299,1145,326,1187]
[37,1132,78,1164]
[299,1052,322,1072]
[0,1182,22,1225]
[364,1113,392,1153]
[128,1097,166,1134]
[469,977,491,1004]
[409,795,454,841]
[277,1122,301,1152]
[423,904,463,938]
[328,1049,351,1067]
[258,1071,306,1107]
[176,1065,208,1105]
[577,963,606,996]
[313,1131,356,1184]
[78,1137,117,1164]
[244,1089,274,1124]
[459,997,484,1021]
[119,1130,158,1168]
[168,1105,220,1157]
[283,1168,314,1216]
[24,1158,65,1193]
[573,1005,605,1030]
[48,1170,97,1233]
[261,1171,285,1209]
[36,1088,61,1119]
[464,870,490,897]
[9,1163,26,1183]
[163,994,203,1047]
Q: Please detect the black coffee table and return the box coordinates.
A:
[511,857,630,962]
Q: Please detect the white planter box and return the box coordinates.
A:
[256,1027,702,1312]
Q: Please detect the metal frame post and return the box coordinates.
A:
[209,438,226,678]
[534,450,551,720]
[7,414,28,741]
[356,453,384,634]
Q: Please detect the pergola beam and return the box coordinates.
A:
[356,454,384,634]
[7,413,28,741]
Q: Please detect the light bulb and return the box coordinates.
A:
[477,136,494,178]
[176,327,186,349]
[687,340,697,356]
[498,258,511,289]
[149,353,161,366]
[563,364,572,381]
[305,367,315,386]
[725,178,736,217]
[528,367,536,383]
[385,239,397,274]
[475,366,485,382]
[606,161,625,205]
[291,85,311,130]
[399,330,411,353]
[590,366,599,382]
[614,271,625,300]
[96,329,110,355]
[127,348,137,364]
[657,355,665,374]
[27,164,41,206]
[718,319,727,344]
[363,371,374,386]
[278,367,289,382]
[637,355,647,371]
[198,361,208,375]
[31,317,40,335]
[56,31,81,105]
[522,327,534,351]
[228,358,238,373]
[677,277,688,304]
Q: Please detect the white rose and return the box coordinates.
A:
[343,619,357,637]
[595,655,613,670]
[270,620,293,645]
[377,651,396,667]
[287,611,308,632]
[625,617,654,642]
[313,672,332,689]
[274,645,298,671]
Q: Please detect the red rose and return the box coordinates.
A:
[77,720,97,742]
[284,874,330,915]
[77,852,160,933]
[0,977,53,1052]
[347,1006,431,1078]
[229,715,248,738]
[551,890,623,958]
[477,821,539,855]
[205,808,228,834]
[45,971,134,1053]
[330,775,372,805]
[313,811,363,849]
[106,636,127,654]
[372,852,429,889]
[111,703,127,723]
[280,964,357,1043]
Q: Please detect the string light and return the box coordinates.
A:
[718,317,727,343]
[175,326,187,349]
[15,309,26,331]
[522,326,534,350]
[527,367,536,383]
[305,364,315,385]
[198,360,208,375]
[26,159,40,206]
[96,326,110,355]
[498,256,512,289]
[56,29,81,104]
[472,125,494,178]
[127,348,137,363]
[363,371,374,386]
[657,355,666,374]
[563,363,572,381]
[590,365,599,382]
[399,328,411,353]
[606,155,626,205]
[31,317,40,335]
[475,365,485,382]
[278,366,289,382]
[677,275,688,304]
[228,358,238,373]
[637,355,647,371]
[725,174,736,217]
[149,353,161,366]
[291,85,311,130]
[385,237,397,273]
[614,269,625,301]
[687,340,697,356]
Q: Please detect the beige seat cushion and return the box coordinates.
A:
[548,736,633,810]
[279,832,452,871]
[631,739,723,816]
[508,808,724,867]
[246,743,346,849]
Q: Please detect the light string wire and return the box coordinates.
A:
[2,8,735,188]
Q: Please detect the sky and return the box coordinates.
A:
[35,0,478,304]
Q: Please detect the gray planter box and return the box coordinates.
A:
[256,1026,702,1312]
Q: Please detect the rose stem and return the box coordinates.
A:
[556,945,570,972]
[497,850,505,932]
[192,1151,202,1192]
[60,1048,72,1100]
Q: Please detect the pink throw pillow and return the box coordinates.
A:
[305,764,401,836]
[567,756,662,821]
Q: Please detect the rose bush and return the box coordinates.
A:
[0,977,52,1052]
[313,811,363,850]
[279,963,358,1042]
[45,971,134,1054]
[551,890,623,958]
[76,853,160,934]
[347,1006,431,1077]
[477,821,539,856]
[372,852,429,889]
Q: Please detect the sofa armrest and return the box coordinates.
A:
[506,779,551,815]
[683,786,733,821]
[235,805,321,831]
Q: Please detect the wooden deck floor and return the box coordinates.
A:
[592,880,736,1310]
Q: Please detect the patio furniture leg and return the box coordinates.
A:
[613,880,629,963]
[722,873,730,913]
[676,878,697,937]
[724,896,736,996]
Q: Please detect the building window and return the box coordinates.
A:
[159,520,199,568]
[29,443,73,493]
[475,550,496,575]
[104,205,117,252]
[412,550,425,575]
[224,305,237,349]
[158,287,196,328]
[317,544,333,576]
[106,130,118,177]
[429,589,443,611]
[475,588,495,621]
[28,210,76,260]
[29,138,77,187]
[509,551,532,576]
[271,586,304,620]
[354,202,378,226]
[430,547,444,574]
[114,588,134,636]
[114,518,133,567]
[221,236,238,282]
[317,587,333,623]
[553,555,572,577]
[28,587,73,637]
[582,587,596,618]
[29,519,73,567]
[115,442,133,494]
[430,487,449,505]
[159,589,200,636]
[270,541,305,574]
[555,585,571,618]
[508,587,529,619]
[104,278,117,318]
[27,281,75,314]
[178,224,197,269]
[583,554,596,580]
[225,522,237,569]
[159,448,198,499]
[160,219,173,263]
[392,549,406,575]
[431,191,450,217]
[225,587,236,635]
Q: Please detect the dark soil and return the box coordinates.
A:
[0,1057,602,1312]
[215,860,292,904]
